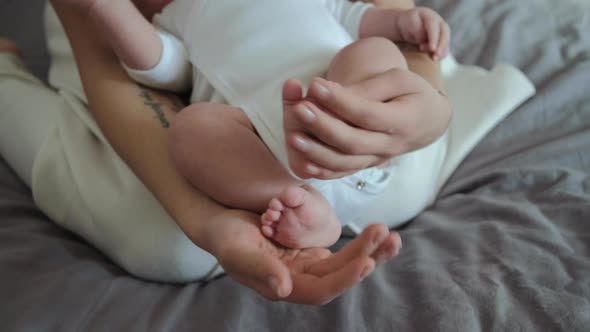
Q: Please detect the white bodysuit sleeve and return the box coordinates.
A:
[122,30,192,93]
[323,0,374,40]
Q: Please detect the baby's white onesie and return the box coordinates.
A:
[125,0,396,225]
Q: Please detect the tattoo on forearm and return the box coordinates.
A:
[138,88,170,128]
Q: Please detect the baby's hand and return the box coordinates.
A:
[395,7,451,61]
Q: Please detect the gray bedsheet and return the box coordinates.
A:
[1,0,589,331]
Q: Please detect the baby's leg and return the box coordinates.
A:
[168,104,341,248]
[169,103,293,212]
[326,36,408,85]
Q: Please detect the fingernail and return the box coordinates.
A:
[269,277,281,295]
[360,265,373,279]
[294,136,309,150]
[306,164,320,175]
[373,231,388,245]
[314,81,330,98]
[296,104,316,122]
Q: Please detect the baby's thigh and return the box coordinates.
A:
[168,102,257,167]
[327,37,407,84]
[173,102,253,133]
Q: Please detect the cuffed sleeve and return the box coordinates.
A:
[122,30,192,93]
[324,0,374,40]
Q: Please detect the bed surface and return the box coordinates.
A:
[1,0,589,331]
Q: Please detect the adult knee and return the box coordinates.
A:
[115,224,221,283]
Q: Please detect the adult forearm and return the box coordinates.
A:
[88,0,162,70]
[50,2,222,251]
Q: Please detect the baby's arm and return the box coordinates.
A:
[360,6,450,61]
[84,0,162,70]
[71,0,191,92]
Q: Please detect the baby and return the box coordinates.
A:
[76,0,449,249]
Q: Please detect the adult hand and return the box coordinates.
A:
[284,69,451,180]
[204,210,401,304]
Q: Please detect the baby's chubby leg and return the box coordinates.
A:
[283,37,408,178]
[326,36,408,86]
[169,103,292,212]
[168,103,341,248]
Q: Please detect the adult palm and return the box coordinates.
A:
[208,210,401,304]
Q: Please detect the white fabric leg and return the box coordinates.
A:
[4,4,225,283]
[0,54,61,187]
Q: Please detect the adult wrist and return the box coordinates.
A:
[170,205,214,254]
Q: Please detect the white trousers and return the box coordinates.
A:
[0,5,222,283]
[0,4,535,282]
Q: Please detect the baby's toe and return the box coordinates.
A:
[263,209,281,223]
[261,212,276,226]
[261,225,275,237]
[279,186,307,208]
[268,197,285,212]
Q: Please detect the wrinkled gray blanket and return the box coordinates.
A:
[0,0,589,331]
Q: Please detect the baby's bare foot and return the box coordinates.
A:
[0,38,22,58]
[260,185,341,249]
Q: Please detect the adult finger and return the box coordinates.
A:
[292,157,362,180]
[309,165,360,180]
[371,232,403,265]
[294,101,396,155]
[306,79,390,131]
[306,224,391,276]
[251,232,401,303]
[223,247,293,299]
[306,75,418,132]
[287,131,382,172]
[287,256,375,305]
